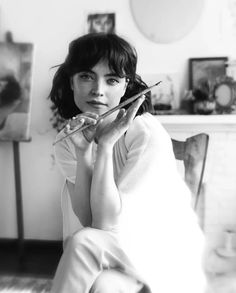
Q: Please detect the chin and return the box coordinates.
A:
[85,104,107,115]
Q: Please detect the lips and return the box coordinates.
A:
[87,100,107,107]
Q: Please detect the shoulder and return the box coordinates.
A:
[54,130,76,161]
[53,130,77,182]
[125,113,171,148]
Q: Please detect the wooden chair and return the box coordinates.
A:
[171,133,209,212]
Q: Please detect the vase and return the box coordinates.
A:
[193,100,215,115]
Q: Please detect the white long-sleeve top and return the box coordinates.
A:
[54,112,206,293]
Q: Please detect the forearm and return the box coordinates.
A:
[70,147,93,226]
[90,145,121,230]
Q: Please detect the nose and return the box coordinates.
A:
[91,79,104,97]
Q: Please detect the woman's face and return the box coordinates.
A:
[90,15,113,33]
[71,60,128,118]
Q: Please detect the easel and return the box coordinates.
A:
[13,140,25,259]
[1,32,31,260]
[12,138,31,262]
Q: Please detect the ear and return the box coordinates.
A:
[124,78,129,91]
[70,77,74,91]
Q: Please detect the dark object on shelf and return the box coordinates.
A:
[152,109,188,115]
[180,99,194,114]
[153,103,172,111]
[180,91,195,114]
[193,100,215,115]
[192,87,209,102]
[191,80,215,114]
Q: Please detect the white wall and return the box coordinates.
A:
[0,0,234,240]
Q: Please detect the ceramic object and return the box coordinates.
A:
[193,100,215,115]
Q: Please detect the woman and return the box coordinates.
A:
[49,33,206,293]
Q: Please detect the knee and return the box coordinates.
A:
[69,227,104,249]
[90,270,120,293]
[90,270,142,293]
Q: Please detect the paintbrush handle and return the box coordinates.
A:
[53,81,161,145]
[99,81,161,119]
[52,123,92,145]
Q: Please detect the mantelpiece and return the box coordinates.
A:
[155,114,236,133]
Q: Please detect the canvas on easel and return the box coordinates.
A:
[0,42,34,141]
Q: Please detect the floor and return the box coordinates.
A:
[0,240,63,278]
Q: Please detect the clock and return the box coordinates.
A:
[214,78,236,113]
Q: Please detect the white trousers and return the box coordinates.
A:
[50,227,150,293]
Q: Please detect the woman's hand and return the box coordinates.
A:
[64,112,99,151]
[96,96,145,149]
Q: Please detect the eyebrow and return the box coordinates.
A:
[80,69,122,78]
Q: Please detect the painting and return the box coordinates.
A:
[189,57,228,89]
[87,13,115,34]
[0,42,34,141]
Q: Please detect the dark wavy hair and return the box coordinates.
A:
[48,33,152,121]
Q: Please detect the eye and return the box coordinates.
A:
[78,72,94,81]
[106,77,120,85]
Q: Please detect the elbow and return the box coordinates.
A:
[91,210,120,231]
[80,217,92,227]
[72,206,92,227]
[91,219,119,232]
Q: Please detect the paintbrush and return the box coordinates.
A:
[53,81,162,145]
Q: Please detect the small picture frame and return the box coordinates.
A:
[214,76,236,113]
[189,57,228,89]
[87,13,115,34]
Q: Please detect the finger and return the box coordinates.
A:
[64,123,71,134]
[70,116,97,129]
[128,95,145,112]
[82,112,99,119]
[82,130,92,142]
[116,108,126,121]
[82,123,99,142]
[126,96,145,121]
[82,116,98,126]
[78,112,99,124]
[69,117,85,129]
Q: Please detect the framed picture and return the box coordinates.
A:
[0,42,34,141]
[214,76,236,113]
[189,57,228,89]
[87,13,115,34]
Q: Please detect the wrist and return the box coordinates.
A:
[97,142,114,154]
[75,143,93,159]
